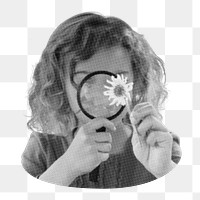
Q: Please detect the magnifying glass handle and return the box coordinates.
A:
[89,126,106,182]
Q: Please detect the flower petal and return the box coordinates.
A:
[106,79,116,86]
[121,74,124,81]
[117,98,125,106]
[116,101,120,106]
[126,82,134,91]
[115,96,126,106]
[109,98,118,106]
[117,75,122,81]
[108,95,115,101]
[111,76,116,82]
[103,91,112,95]
[120,74,127,84]
[103,74,134,107]
[104,85,113,90]
[124,76,128,83]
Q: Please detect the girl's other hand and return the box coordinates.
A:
[130,102,175,178]
[64,117,116,176]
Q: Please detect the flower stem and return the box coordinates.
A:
[126,99,137,134]
[126,99,131,115]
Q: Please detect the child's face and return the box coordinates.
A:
[66,46,134,126]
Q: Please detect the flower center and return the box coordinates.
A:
[114,85,125,97]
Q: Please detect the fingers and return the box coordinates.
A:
[91,132,112,143]
[130,103,160,126]
[130,102,149,125]
[96,142,112,153]
[131,130,141,146]
[133,102,150,112]
[172,141,182,164]
[85,117,116,134]
[146,131,173,148]
[135,104,159,117]
[137,115,168,137]
[98,152,109,162]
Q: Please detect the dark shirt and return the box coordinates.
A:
[21,131,181,188]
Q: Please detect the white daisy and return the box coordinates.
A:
[103,74,134,107]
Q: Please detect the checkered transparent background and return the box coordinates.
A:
[0,0,200,199]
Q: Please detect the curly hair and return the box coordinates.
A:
[27,12,168,136]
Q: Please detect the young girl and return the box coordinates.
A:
[21,12,182,188]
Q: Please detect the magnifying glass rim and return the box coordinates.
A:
[77,70,125,120]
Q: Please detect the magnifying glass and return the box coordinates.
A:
[76,70,126,182]
[77,71,126,121]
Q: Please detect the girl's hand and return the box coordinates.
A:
[130,102,176,178]
[64,117,116,176]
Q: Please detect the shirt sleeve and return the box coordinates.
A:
[21,132,47,179]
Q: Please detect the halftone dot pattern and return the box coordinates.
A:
[0,0,199,200]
